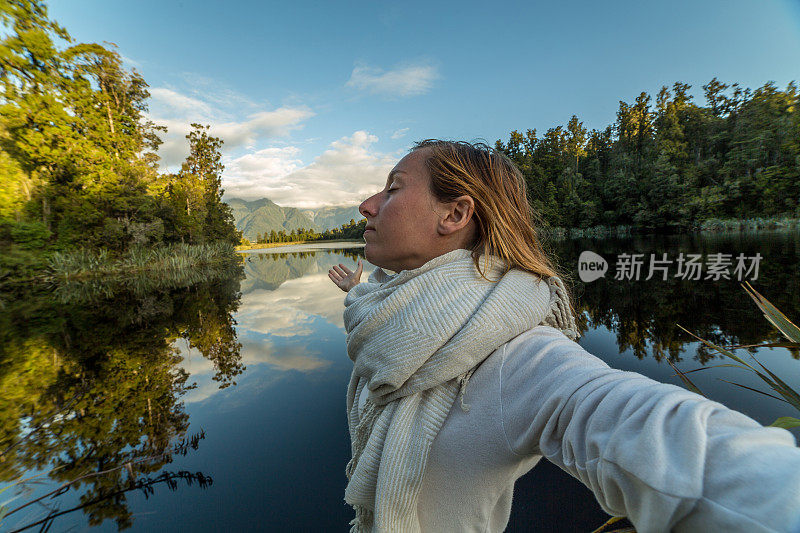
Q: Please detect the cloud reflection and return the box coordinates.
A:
[179,251,369,403]
[239,273,352,333]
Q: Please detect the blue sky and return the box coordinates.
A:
[49,0,800,208]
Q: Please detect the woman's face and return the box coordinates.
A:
[358,148,445,272]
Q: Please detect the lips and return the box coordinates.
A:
[364,225,376,232]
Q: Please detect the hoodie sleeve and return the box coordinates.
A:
[500,326,800,533]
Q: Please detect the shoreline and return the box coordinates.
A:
[236,217,800,249]
[236,239,365,253]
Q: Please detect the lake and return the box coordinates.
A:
[1,230,798,532]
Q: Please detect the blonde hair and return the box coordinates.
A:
[412,139,577,315]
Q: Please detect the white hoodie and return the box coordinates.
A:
[356,325,800,532]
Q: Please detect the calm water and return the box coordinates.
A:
[1,231,799,532]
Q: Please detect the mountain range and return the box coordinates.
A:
[227,197,363,241]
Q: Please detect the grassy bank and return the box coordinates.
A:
[697,216,800,232]
[0,242,243,304]
[541,225,634,241]
[541,216,800,241]
[47,242,240,281]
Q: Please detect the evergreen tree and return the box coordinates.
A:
[169,124,239,244]
[497,79,800,231]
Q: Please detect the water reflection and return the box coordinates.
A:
[0,264,244,531]
[240,249,363,331]
[553,230,800,363]
[1,231,798,531]
[243,233,800,366]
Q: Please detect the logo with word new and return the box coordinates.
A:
[578,251,608,282]
[577,251,762,282]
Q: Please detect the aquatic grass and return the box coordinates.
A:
[590,515,636,533]
[235,240,310,251]
[43,242,243,303]
[540,225,633,241]
[48,248,110,278]
[568,225,633,239]
[698,216,800,232]
[537,217,800,242]
[0,469,59,519]
[742,281,800,343]
[672,282,800,430]
[47,242,239,280]
[51,262,243,304]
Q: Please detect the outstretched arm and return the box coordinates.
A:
[501,326,800,533]
[328,260,363,292]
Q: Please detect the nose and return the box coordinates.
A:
[359,191,381,219]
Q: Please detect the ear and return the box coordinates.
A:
[436,195,475,235]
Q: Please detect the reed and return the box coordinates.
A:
[47,242,239,280]
[698,216,800,232]
[235,240,311,251]
[671,281,800,430]
[540,225,633,241]
[594,282,800,533]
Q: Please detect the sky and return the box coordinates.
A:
[48,0,800,208]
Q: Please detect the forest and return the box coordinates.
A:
[255,79,800,247]
[2,1,798,269]
[495,79,800,232]
[0,1,240,279]
[246,218,367,245]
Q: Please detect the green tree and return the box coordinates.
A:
[566,115,588,173]
[0,1,168,248]
[169,124,239,244]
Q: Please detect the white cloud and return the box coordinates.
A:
[177,338,329,404]
[346,62,439,98]
[228,146,302,176]
[147,84,315,168]
[391,127,410,139]
[237,269,352,331]
[177,250,375,403]
[213,107,314,148]
[222,130,397,207]
[149,87,215,119]
[178,72,261,111]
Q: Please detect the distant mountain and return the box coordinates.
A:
[226,197,363,241]
[299,205,364,232]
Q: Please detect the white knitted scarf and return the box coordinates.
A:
[343,248,579,532]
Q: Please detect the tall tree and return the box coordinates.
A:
[168,124,238,244]
[566,115,588,173]
[0,1,168,247]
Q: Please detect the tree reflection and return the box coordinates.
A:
[0,264,243,530]
[242,237,800,365]
[553,231,800,362]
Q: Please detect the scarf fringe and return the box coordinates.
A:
[346,398,380,530]
[457,368,476,412]
[546,276,580,341]
[349,504,374,533]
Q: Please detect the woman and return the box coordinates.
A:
[327,140,800,533]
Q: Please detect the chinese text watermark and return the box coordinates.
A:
[578,251,762,283]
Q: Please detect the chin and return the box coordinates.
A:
[363,244,392,272]
[363,243,378,266]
